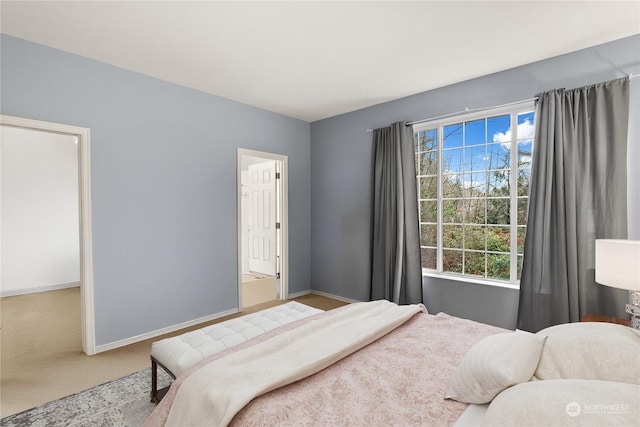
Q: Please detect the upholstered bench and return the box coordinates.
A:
[150,301,324,402]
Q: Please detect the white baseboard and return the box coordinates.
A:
[287,289,311,299]
[94,308,239,354]
[309,289,362,304]
[1,281,80,298]
[289,289,362,303]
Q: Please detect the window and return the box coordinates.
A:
[414,105,534,285]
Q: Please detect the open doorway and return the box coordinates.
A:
[1,126,79,296]
[237,149,288,310]
[0,115,95,355]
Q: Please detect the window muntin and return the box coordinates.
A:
[414,106,534,285]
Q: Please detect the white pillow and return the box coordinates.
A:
[482,379,640,427]
[445,331,546,404]
[535,322,640,384]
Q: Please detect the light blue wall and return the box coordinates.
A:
[310,35,640,329]
[0,34,311,346]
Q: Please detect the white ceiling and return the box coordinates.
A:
[1,1,639,122]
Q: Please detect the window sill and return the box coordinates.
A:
[422,270,520,290]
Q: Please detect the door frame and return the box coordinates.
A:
[0,115,96,355]
[237,148,288,310]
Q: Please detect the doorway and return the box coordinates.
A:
[0,115,95,355]
[237,149,288,310]
[1,126,79,296]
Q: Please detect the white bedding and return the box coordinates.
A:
[453,404,489,427]
[146,302,640,427]
[146,304,507,426]
[448,321,640,427]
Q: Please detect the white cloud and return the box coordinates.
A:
[517,119,535,143]
[462,178,485,191]
[492,119,535,148]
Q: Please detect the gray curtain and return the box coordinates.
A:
[517,78,630,332]
[371,122,423,304]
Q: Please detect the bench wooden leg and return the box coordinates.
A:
[150,357,159,403]
[150,356,175,403]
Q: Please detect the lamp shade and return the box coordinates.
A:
[595,239,640,291]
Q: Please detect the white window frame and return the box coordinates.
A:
[413,103,534,288]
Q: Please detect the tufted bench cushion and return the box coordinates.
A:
[150,301,324,401]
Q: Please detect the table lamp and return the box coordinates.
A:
[595,239,640,329]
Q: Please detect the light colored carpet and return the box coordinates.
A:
[0,288,148,418]
[242,273,271,282]
[242,277,278,307]
[0,288,348,417]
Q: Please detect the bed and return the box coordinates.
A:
[145,300,640,426]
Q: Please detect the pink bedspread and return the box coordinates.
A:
[146,309,506,427]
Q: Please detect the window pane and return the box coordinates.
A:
[443,124,463,149]
[419,176,437,199]
[517,198,528,225]
[518,141,532,166]
[486,143,510,170]
[464,198,486,224]
[421,247,437,269]
[465,119,485,146]
[420,224,437,247]
[517,254,524,279]
[443,249,463,273]
[518,167,530,196]
[517,226,526,253]
[464,251,485,277]
[464,225,485,250]
[487,253,510,280]
[488,171,510,196]
[420,200,437,222]
[487,198,509,225]
[487,226,510,252]
[443,199,463,224]
[442,148,462,172]
[418,128,438,152]
[442,174,463,198]
[488,114,510,143]
[517,112,535,140]
[463,172,486,198]
[419,151,438,175]
[464,145,486,171]
[443,224,462,249]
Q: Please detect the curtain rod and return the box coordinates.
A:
[366,74,639,132]
[364,97,537,132]
[408,74,639,126]
[406,97,539,127]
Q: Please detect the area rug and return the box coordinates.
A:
[0,368,172,427]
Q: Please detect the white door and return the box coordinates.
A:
[247,161,277,276]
